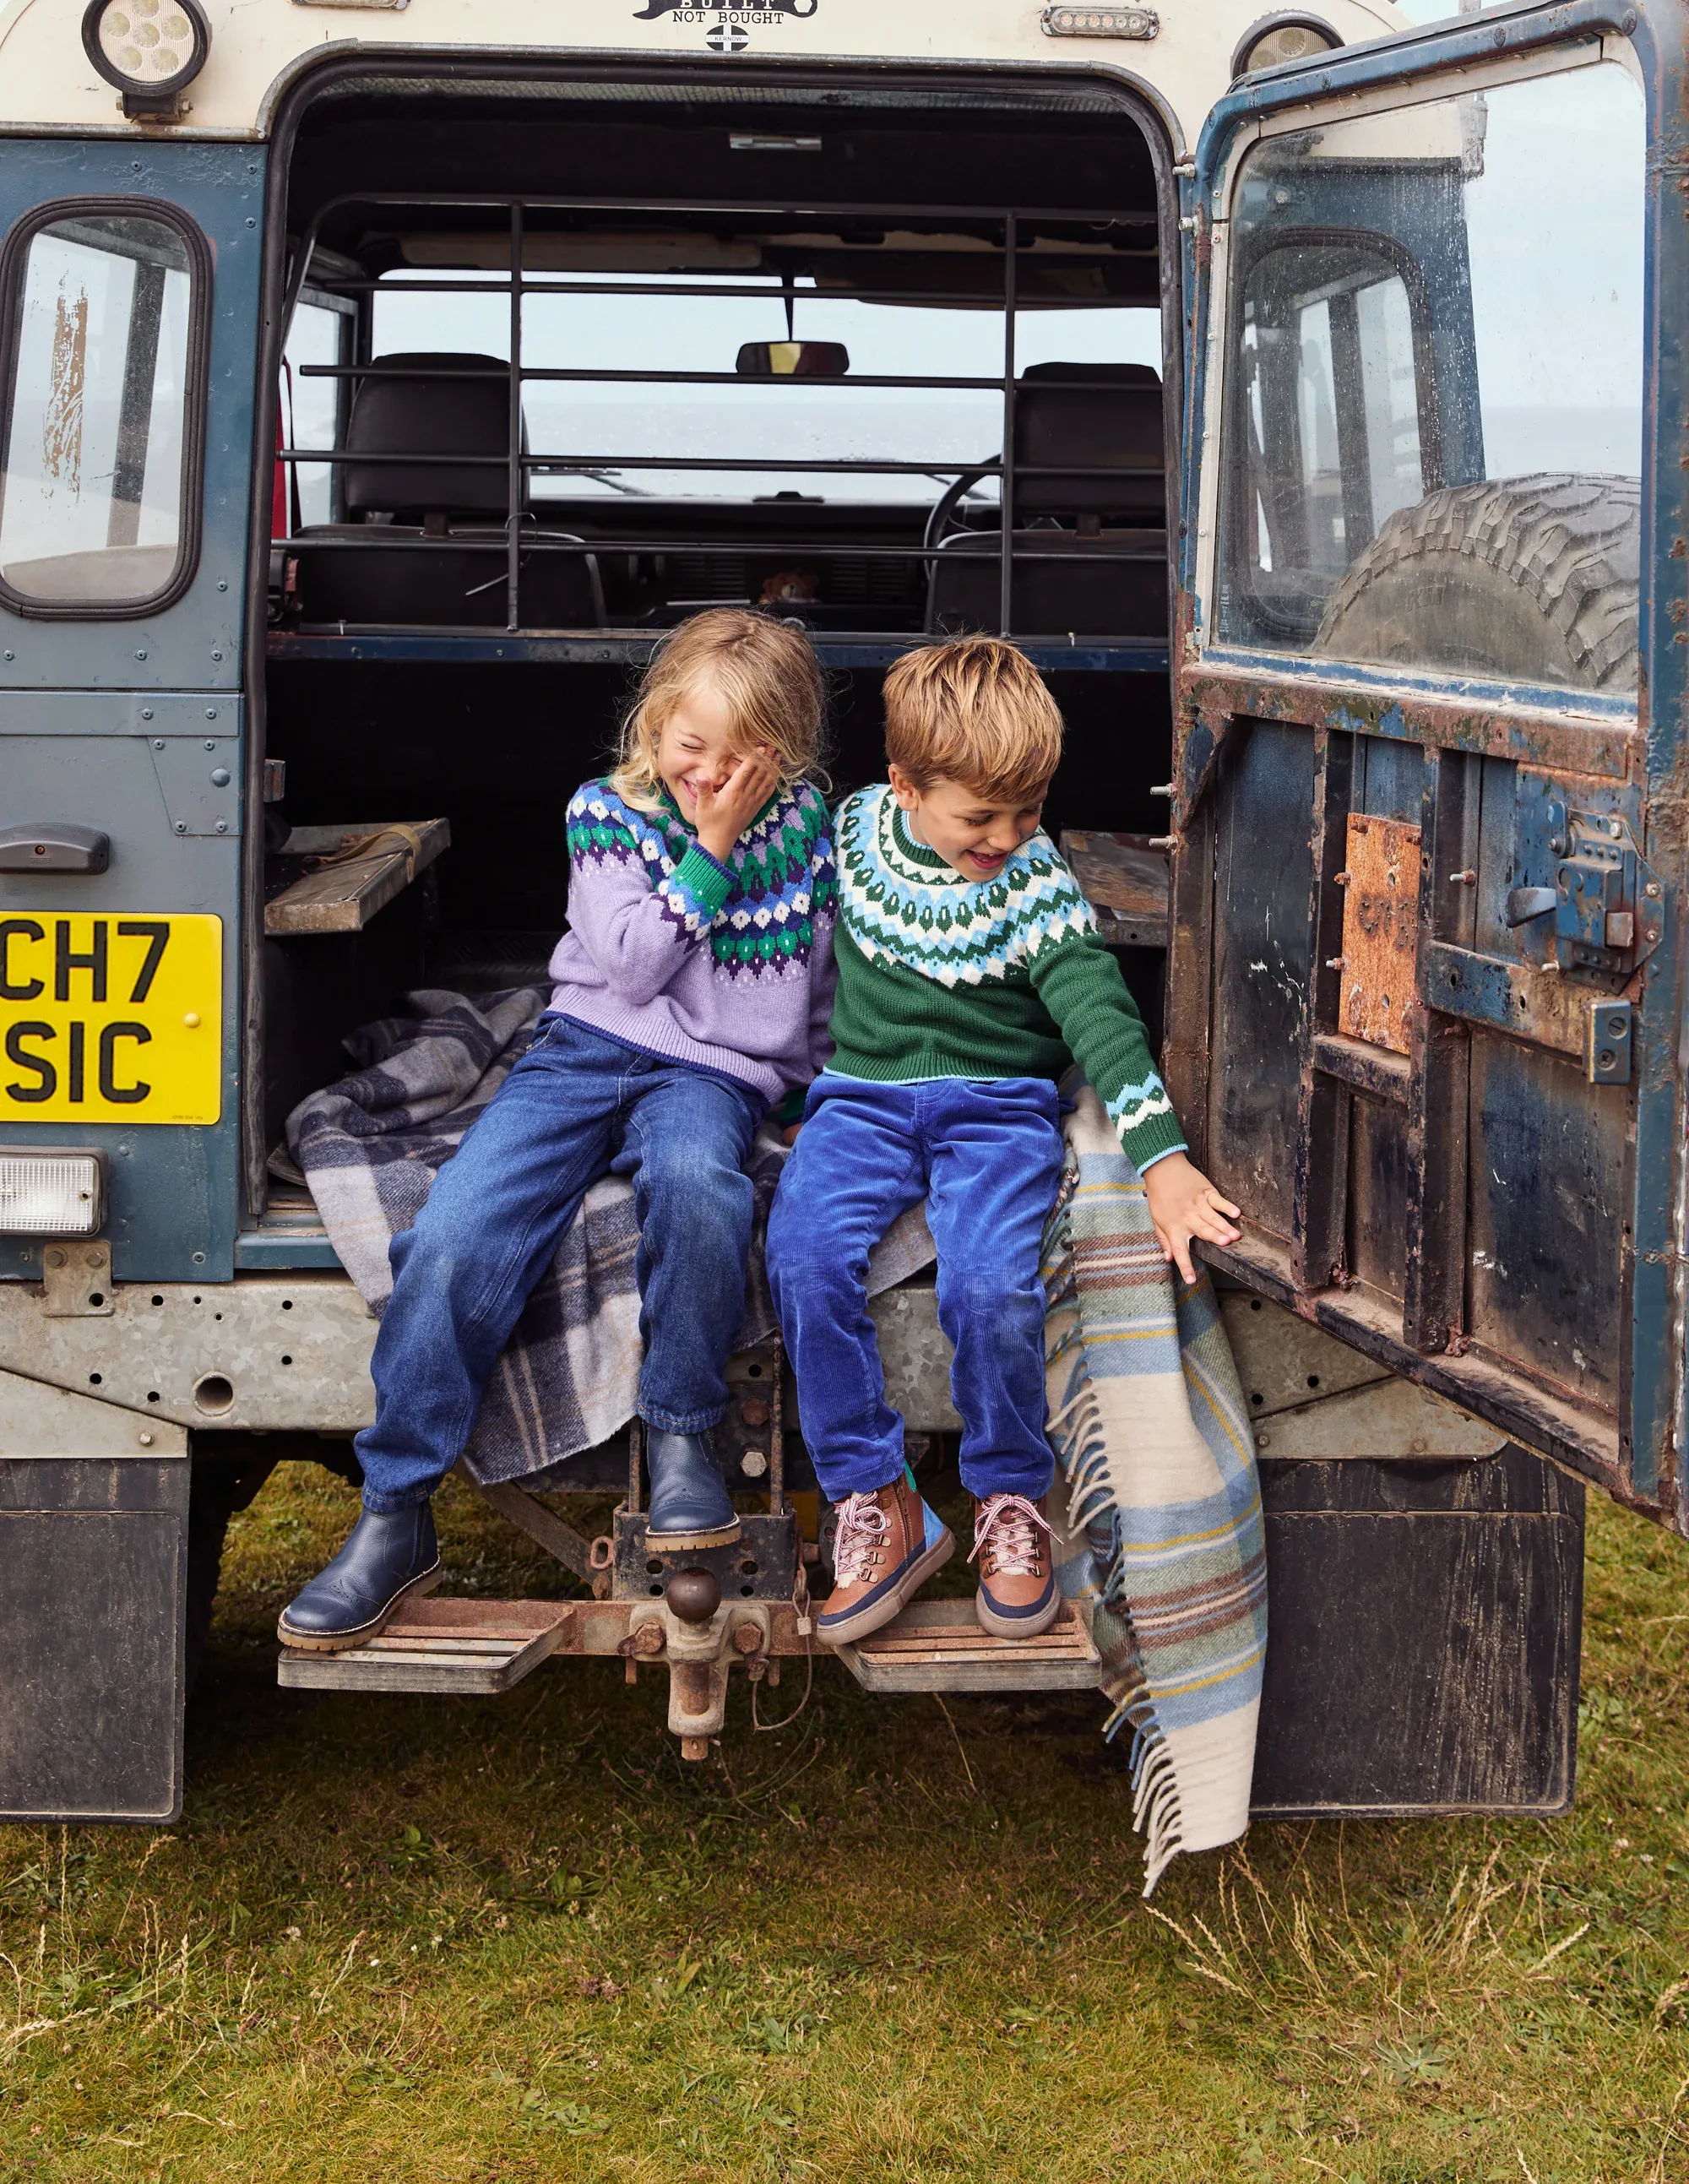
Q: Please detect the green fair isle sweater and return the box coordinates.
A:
[828,784,1187,1173]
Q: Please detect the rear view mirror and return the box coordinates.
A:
[736,341,850,378]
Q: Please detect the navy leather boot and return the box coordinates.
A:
[277,1503,442,1651]
[644,1429,740,1551]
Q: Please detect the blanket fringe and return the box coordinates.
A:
[1046,1204,1190,1898]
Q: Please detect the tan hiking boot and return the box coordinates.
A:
[970,1493,1060,1639]
[816,1474,954,1645]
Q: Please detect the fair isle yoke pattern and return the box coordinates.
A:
[566,779,835,974]
[837,782,1094,989]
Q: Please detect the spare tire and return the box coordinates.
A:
[1312,472,1640,692]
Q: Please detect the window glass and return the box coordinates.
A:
[372,271,1160,505]
[0,213,198,606]
[1218,60,1645,693]
[282,299,351,529]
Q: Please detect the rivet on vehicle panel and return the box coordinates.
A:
[3,651,12,662]
[138,1432,154,1447]
[205,709,217,721]
[215,819,228,834]
[155,738,166,751]
[211,768,231,785]
[1646,882,1661,897]
[217,581,228,592]
[135,650,147,660]
[183,1013,201,1029]
[193,1253,206,1266]
[1647,929,1659,943]
[175,822,187,834]
[211,650,223,662]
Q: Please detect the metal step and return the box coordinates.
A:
[833,1596,1102,1693]
[277,1597,573,1695]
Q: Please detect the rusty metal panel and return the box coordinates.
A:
[1336,813,1421,1054]
[1345,1092,1412,1301]
[1465,1032,1625,1415]
[1208,722,1317,1236]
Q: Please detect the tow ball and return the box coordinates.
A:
[619,1569,774,1759]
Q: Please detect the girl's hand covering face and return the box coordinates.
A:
[693,745,782,862]
[1141,1150,1243,1285]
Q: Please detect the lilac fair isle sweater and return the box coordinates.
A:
[547,777,838,1108]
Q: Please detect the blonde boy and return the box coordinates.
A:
[768,637,1240,1646]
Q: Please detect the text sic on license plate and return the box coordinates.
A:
[0,914,223,1125]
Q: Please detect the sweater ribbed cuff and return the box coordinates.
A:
[1116,1107,1188,1176]
[673,843,736,921]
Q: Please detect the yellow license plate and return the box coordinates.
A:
[0,914,222,1125]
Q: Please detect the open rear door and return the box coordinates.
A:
[1170,0,1687,1525]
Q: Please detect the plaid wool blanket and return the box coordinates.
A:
[1042,1081,1267,1893]
[282,987,931,1486]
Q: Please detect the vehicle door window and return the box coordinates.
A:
[281,296,353,529]
[0,205,207,613]
[1217,60,1645,693]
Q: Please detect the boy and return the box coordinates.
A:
[767,636,1241,1645]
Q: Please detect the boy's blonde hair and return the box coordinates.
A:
[611,608,826,812]
[882,636,1064,805]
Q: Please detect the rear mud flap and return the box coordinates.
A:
[0,1372,189,1823]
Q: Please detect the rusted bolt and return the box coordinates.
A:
[1333,870,1350,886]
[738,1396,770,1428]
[681,1737,710,1763]
[1147,835,1176,852]
[44,1247,65,1269]
[1447,869,1477,886]
[1645,881,1662,898]
[732,1621,763,1655]
[85,1247,104,1267]
[1325,955,1346,971]
[632,1621,665,1656]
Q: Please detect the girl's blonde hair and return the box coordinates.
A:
[610,608,827,812]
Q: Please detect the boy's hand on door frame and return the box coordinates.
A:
[1143,1150,1243,1285]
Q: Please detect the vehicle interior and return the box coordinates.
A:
[260,68,1180,1172]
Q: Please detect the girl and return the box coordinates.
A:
[280,609,837,1650]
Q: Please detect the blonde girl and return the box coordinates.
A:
[280,611,837,1650]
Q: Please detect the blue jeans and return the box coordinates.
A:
[355,1017,761,1512]
[767,1074,1063,1504]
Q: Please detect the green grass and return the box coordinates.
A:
[4,1461,1689,2182]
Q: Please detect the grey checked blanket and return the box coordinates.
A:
[282,987,932,1486]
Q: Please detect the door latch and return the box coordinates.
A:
[1504,804,1662,977]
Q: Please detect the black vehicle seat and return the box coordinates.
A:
[927,361,1167,639]
[289,353,602,628]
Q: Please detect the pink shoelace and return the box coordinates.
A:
[968,1493,1051,1578]
[833,1491,892,1587]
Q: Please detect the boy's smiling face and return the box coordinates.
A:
[888,763,1045,883]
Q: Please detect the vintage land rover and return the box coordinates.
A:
[0,0,1676,1828]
